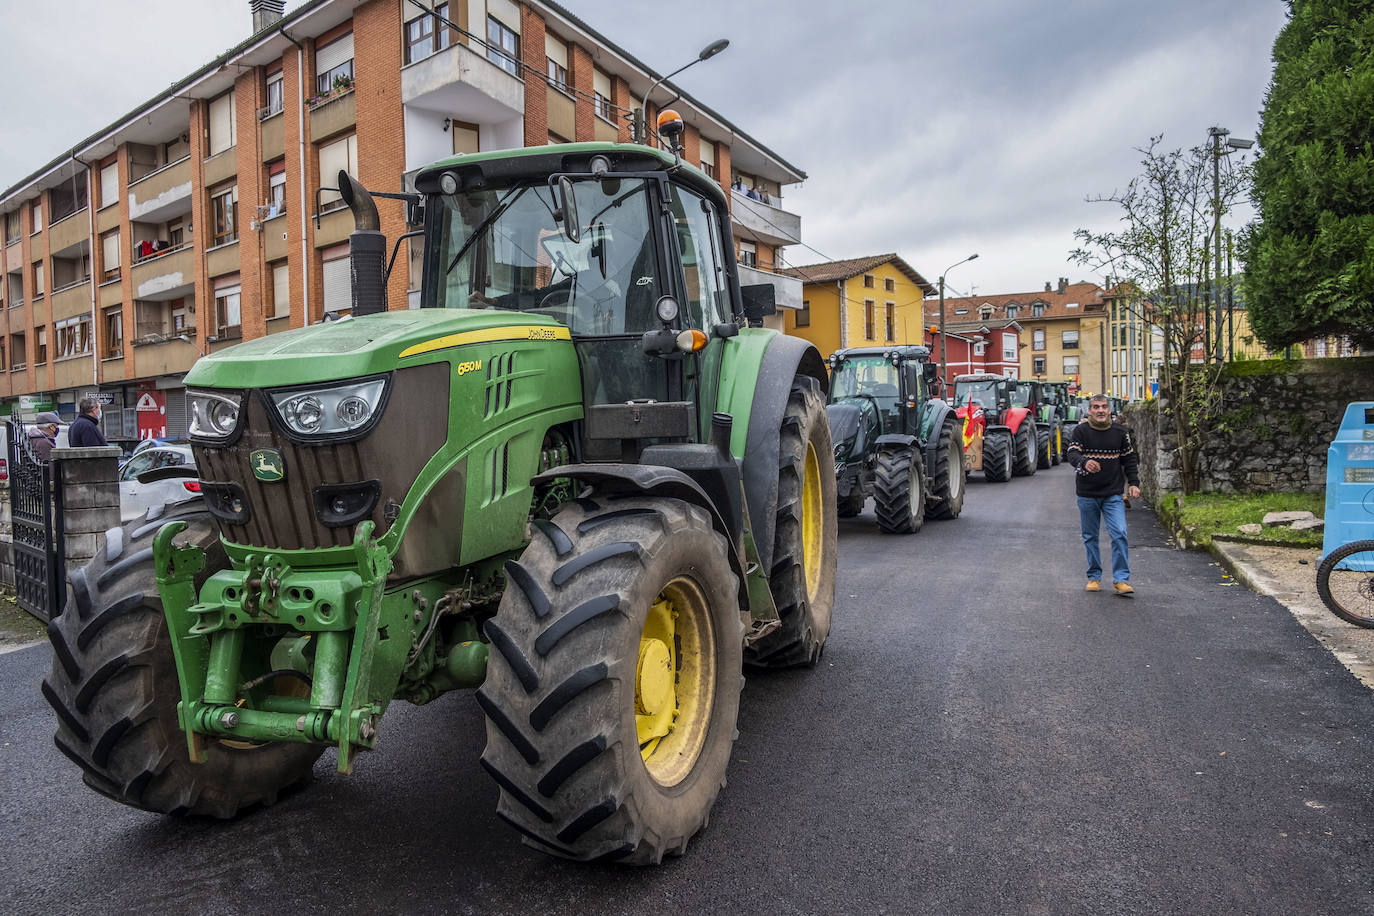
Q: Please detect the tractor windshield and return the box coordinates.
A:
[830,357,901,402]
[953,378,1000,409]
[432,178,662,335]
[1010,384,1033,407]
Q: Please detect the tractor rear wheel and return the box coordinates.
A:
[874,446,925,534]
[42,503,323,818]
[1013,422,1038,477]
[983,431,1013,483]
[1050,425,1062,466]
[746,376,837,668]
[479,497,742,864]
[925,419,965,520]
[1036,428,1053,470]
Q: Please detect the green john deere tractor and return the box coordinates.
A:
[43,140,837,865]
[824,345,964,531]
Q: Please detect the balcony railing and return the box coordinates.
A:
[315,60,354,98]
[132,239,192,266]
[129,154,191,187]
[52,276,91,295]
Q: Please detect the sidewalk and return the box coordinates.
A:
[1212,537,1374,689]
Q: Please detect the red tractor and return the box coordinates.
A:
[952,373,1039,482]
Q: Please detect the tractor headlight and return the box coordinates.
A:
[188,390,244,441]
[269,377,388,438]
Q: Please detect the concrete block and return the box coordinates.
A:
[62,485,121,511]
[63,507,120,535]
[1238,523,1263,535]
[63,532,105,561]
[1291,517,1325,531]
[1262,510,1317,528]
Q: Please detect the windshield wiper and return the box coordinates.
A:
[446,186,526,276]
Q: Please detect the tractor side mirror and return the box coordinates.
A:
[740,283,776,327]
[922,362,937,383]
[554,176,580,243]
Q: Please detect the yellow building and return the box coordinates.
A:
[779,254,936,357]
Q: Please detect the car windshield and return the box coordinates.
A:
[830,357,901,401]
[432,178,662,335]
[953,379,999,408]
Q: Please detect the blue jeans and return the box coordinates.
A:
[1078,495,1130,583]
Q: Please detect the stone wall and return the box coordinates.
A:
[1124,356,1374,496]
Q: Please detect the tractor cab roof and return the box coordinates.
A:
[830,345,931,362]
[953,373,1011,384]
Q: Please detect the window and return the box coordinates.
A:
[738,240,756,268]
[1001,332,1016,361]
[211,185,238,245]
[884,277,895,292]
[1062,329,1080,350]
[5,210,19,244]
[172,301,189,332]
[101,231,120,281]
[100,162,119,209]
[699,141,715,179]
[1005,305,1018,319]
[32,201,42,234]
[55,315,92,359]
[35,326,47,363]
[973,341,986,356]
[1032,328,1045,350]
[104,306,123,357]
[215,285,242,337]
[979,305,993,320]
[267,161,286,214]
[593,69,612,120]
[10,333,25,369]
[796,300,810,328]
[864,300,875,340]
[316,33,355,94]
[318,134,358,212]
[1063,355,1080,375]
[1112,350,1118,372]
[863,274,874,289]
[1033,356,1046,375]
[487,16,519,76]
[265,71,284,117]
[885,302,895,342]
[407,5,451,63]
[546,57,567,90]
[323,255,352,317]
[954,308,968,315]
[1066,301,1079,310]
[33,261,44,296]
[208,91,236,155]
[271,262,290,318]
[1032,303,1046,317]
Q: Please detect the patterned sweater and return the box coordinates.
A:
[1066,421,1140,498]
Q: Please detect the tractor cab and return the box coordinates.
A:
[827,345,934,437]
[953,374,1013,424]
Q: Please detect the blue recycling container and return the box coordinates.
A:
[1322,402,1374,570]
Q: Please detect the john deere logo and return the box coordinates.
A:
[250,448,286,482]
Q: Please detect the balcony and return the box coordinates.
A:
[738,263,803,312]
[48,209,90,256]
[51,278,92,318]
[131,244,194,302]
[129,157,193,223]
[730,190,801,248]
[310,89,356,143]
[402,40,523,157]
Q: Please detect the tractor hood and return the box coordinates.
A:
[826,399,878,460]
[183,310,571,389]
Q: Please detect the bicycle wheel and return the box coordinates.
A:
[1316,539,1374,628]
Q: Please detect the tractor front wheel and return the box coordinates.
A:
[983,431,1013,483]
[479,496,743,864]
[926,419,965,520]
[746,376,837,668]
[42,503,324,818]
[1036,428,1053,470]
[874,446,926,534]
[1013,422,1038,477]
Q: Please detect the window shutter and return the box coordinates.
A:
[323,256,352,314]
[209,92,235,155]
[103,232,121,269]
[316,33,354,75]
[273,263,291,318]
[100,163,119,208]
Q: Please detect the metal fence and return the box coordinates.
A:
[7,411,64,621]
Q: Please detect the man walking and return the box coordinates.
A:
[69,397,109,448]
[26,412,60,462]
[1067,394,1141,596]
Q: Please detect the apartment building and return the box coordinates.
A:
[926,280,1112,395]
[778,254,937,358]
[0,0,806,445]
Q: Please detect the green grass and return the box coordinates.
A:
[1164,491,1325,548]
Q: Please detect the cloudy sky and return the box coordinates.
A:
[0,0,1289,297]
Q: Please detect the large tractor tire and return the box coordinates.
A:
[1050,424,1062,466]
[873,446,925,534]
[1036,427,1053,470]
[746,376,837,668]
[42,503,323,818]
[925,418,965,520]
[983,431,1014,483]
[1013,422,1038,477]
[479,497,743,865]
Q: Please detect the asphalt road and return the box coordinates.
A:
[3,463,1373,915]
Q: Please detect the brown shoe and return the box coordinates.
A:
[1085,580,1100,592]
[1113,582,1134,596]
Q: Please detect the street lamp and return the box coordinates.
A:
[632,39,730,144]
[1208,126,1253,362]
[938,253,979,389]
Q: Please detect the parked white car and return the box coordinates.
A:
[119,444,200,523]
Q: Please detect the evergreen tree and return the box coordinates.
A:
[1242,0,1374,350]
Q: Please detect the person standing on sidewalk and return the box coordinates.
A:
[26,412,60,462]
[1067,394,1141,596]
[69,397,108,448]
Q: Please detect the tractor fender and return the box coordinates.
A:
[1004,406,1032,435]
[917,399,956,478]
[531,463,749,609]
[874,433,919,450]
[985,423,1014,440]
[722,332,828,574]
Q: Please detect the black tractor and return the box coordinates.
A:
[825,345,965,533]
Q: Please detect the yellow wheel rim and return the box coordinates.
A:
[637,580,715,787]
[801,439,824,602]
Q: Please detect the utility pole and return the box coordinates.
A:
[1210,126,1224,363]
[938,253,978,389]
